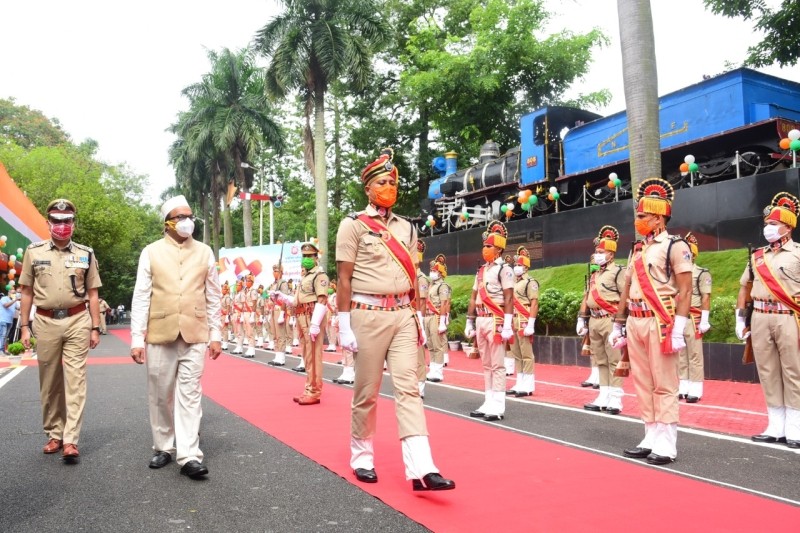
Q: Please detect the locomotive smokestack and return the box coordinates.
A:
[445,151,458,176]
[480,140,499,164]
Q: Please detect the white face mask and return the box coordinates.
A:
[513,265,525,277]
[430,272,440,281]
[593,253,609,266]
[176,218,195,238]
[763,224,784,243]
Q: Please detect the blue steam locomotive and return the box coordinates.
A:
[426,68,800,232]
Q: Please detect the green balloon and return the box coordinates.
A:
[500,204,508,213]
[463,212,470,219]
[16,253,22,260]
[5,284,11,291]
[529,195,538,206]
[521,203,530,212]
[552,192,560,200]
[790,139,800,152]
[614,178,622,187]
[688,162,699,173]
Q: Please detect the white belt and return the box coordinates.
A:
[753,300,792,312]
[352,293,411,307]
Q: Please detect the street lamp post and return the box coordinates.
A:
[240,162,274,246]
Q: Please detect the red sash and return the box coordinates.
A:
[632,243,677,353]
[355,214,423,345]
[589,272,619,316]
[426,299,441,315]
[689,307,702,339]
[477,266,512,344]
[752,248,800,344]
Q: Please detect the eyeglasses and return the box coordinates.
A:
[168,214,195,222]
[48,217,75,224]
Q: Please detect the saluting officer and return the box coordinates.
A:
[506,246,538,397]
[679,233,712,403]
[18,199,102,461]
[336,148,454,491]
[737,193,800,448]
[425,255,452,383]
[578,226,626,414]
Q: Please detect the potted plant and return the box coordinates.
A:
[6,341,25,367]
[447,315,466,352]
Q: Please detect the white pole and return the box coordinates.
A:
[735,151,741,179]
[269,179,275,245]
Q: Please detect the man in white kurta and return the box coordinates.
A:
[130,195,222,479]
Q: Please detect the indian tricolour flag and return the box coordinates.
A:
[0,162,49,265]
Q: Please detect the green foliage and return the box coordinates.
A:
[449,293,469,319]
[705,295,738,343]
[0,98,71,148]
[5,342,25,356]
[536,288,583,335]
[447,314,466,341]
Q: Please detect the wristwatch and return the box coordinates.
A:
[91,326,101,332]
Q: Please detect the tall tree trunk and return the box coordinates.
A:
[201,194,210,245]
[223,200,233,249]
[211,179,222,257]
[418,105,431,205]
[617,0,660,196]
[313,90,329,271]
[331,96,343,212]
[234,149,253,247]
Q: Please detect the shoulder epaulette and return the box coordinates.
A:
[72,242,94,253]
[27,240,48,249]
[346,211,362,220]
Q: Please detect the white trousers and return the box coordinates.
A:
[146,337,206,466]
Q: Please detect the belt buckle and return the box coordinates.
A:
[53,309,68,319]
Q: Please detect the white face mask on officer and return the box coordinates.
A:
[593,253,609,266]
[763,223,785,243]
[430,272,440,281]
[513,265,525,277]
[175,218,195,238]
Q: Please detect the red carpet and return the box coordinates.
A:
[201,354,800,532]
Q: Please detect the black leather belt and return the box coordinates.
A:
[36,302,87,319]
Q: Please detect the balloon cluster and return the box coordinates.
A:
[516,189,538,212]
[425,215,437,228]
[679,154,699,174]
[459,206,470,221]
[779,129,800,152]
[1,236,23,291]
[500,201,515,219]
[607,172,622,189]
[546,186,560,202]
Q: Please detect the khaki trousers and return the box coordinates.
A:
[239,311,255,346]
[351,307,427,440]
[146,337,206,466]
[626,316,679,424]
[296,313,323,398]
[270,308,289,350]
[423,315,447,365]
[100,313,107,334]
[590,316,623,387]
[679,320,704,382]
[751,312,800,409]
[476,316,506,392]
[33,310,91,444]
[416,345,427,382]
[509,331,534,374]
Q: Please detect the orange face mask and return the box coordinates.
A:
[273,271,280,280]
[482,247,498,263]
[635,217,653,237]
[371,183,397,208]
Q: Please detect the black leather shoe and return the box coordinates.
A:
[505,390,518,395]
[426,377,441,383]
[678,393,686,400]
[180,460,209,479]
[605,407,621,415]
[149,451,172,469]
[339,380,354,385]
[580,381,593,387]
[646,453,674,465]
[354,468,377,483]
[514,391,532,398]
[267,361,284,366]
[685,396,700,403]
[412,473,455,491]
[482,414,504,422]
[786,440,800,449]
[469,410,485,418]
[583,403,602,412]
[623,447,652,459]
[292,367,305,373]
[751,434,787,443]
[592,384,600,390]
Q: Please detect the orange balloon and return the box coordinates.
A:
[7,272,14,280]
[522,189,532,199]
[780,138,791,150]
[505,210,513,218]
[608,180,616,189]
[547,193,554,201]
[679,162,689,172]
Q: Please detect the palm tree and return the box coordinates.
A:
[182,48,286,247]
[617,0,661,193]
[252,0,389,270]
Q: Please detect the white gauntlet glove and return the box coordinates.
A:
[338,312,358,352]
[523,318,535,337]
[417,311,427,346]
[278,310,285,325]
[735,312,749,340]
[438,313,449,334]
[289,315,296,327]
[698,310,711,334]
[464,318,476,339]
[576,317,588,336]
[670,315,688,352]
[501,313,514,341]
[309,303,327,342]
[609,321,626,349]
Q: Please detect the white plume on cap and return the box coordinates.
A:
[160,195,190,220]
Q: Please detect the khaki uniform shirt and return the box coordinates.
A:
[270,278,290,309]
[244,287,259,312]
[297,266,329,305]
[428,279,451,313]
[417,271,430,301]
[513,275,539,309]
[587,264,624,310]
[336,205,417,296]
[626,231,693,300]
[740,240,800,298]
[691,264,712,307]
[473,259,515,307]
[19,240,102,309]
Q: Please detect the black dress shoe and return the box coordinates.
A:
[580,381,593,387]
[469,409,485,418]
[678,393,686,400]
[646,453,674,465]
[149,451,172,469]
[505,390,518,395]
[514,391,532,398]
[623,447,652,459]
[338,380,354,385]
[786,440,800,449]
[685,396,700,403]
[426,377,441,383]
[592,384,600,390]
[354,468,377,483]
[751,434,787,443]
[605,407,621,415]
[180,460,209,479]
[412,472,456,491]
[292,367,306,372]
[583,403,602,412]
[482,414,504,422]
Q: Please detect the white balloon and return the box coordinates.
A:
[9,268,15,275]
[609,172,618,180]
[788,129,800,141]
[684,154,695,164]
[427,215,434,221]
[506,202,514,210]
[0,235,6,241]
[16,248,23,255]
[549,186,557,194]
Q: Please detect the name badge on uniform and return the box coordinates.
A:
[65,261,89,269]
[33,260,51,266]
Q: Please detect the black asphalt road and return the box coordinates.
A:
[1,330,798,533]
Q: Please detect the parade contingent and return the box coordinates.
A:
[11,165,800,488]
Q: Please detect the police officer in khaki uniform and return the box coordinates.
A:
[268,264,292,364]
[240,274,258,357]
[425,255,451,383]
[336,148,454,491]
[18,198,102,461]
[416,242,430,396]
[220,282,232,350]
[737,193,800,448]
[610,179,692,465]
[679,233,712,403]
[506,246,538,397]
[465,221,515,421]
[578,226,626,414]
[285,243,329,405]
[98,297,110,334]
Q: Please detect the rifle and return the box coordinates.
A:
[580,264,592,356]
[613,324,630,377]
[742,244,755,364]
